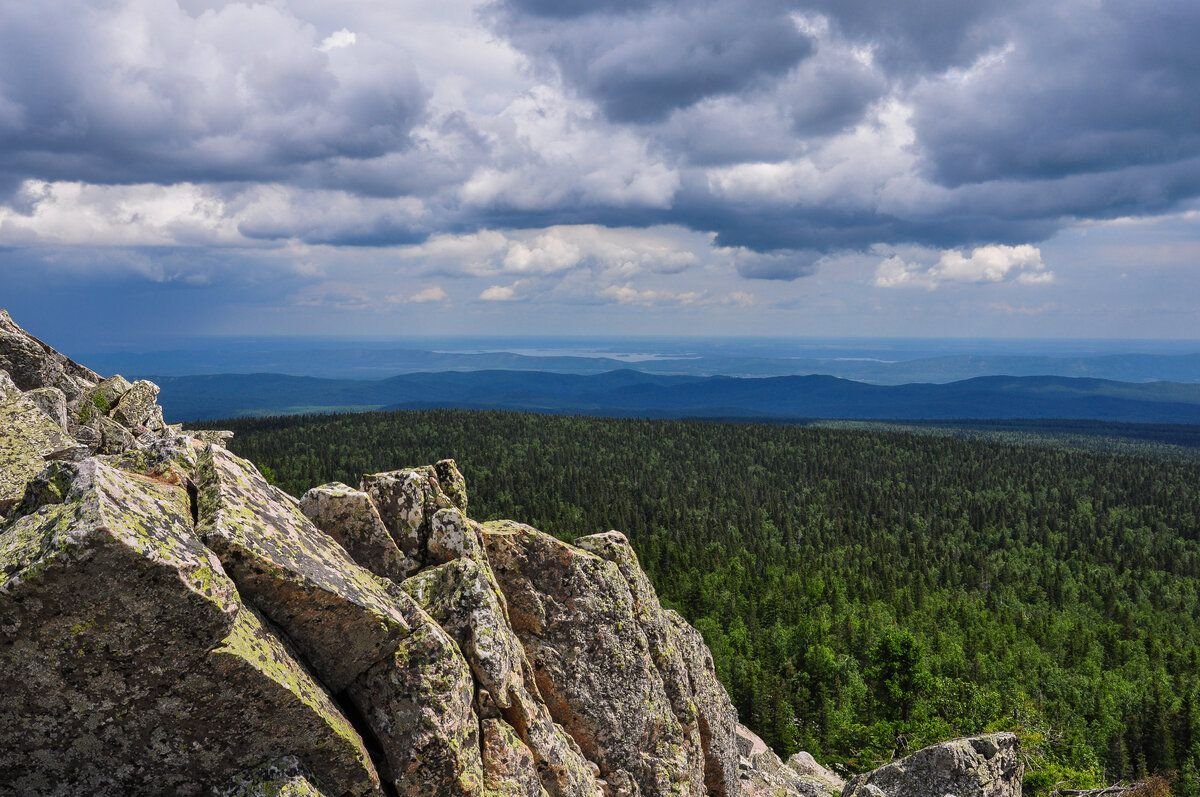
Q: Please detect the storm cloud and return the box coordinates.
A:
[1,0,1198,340]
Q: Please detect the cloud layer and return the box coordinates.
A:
[1,0,1198,339]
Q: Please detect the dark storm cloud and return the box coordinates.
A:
[912,0,1200,186]
[2,0,1200,280]
[804,0,1021,73]
[493,0,813,122]
[0,1,426,189]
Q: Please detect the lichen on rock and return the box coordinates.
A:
[842,733,1022,797]
[300,481,412,583]
[196,444,413,691]
[482,520,698,797]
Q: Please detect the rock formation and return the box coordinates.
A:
[842,733,1022,797]
[0,310,1024,797]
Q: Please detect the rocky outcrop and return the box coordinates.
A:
[735,726,844,797]
[0,310,1022,797]
[483,521,697,797]
[0,458,381,797]
[842,733,1022,797]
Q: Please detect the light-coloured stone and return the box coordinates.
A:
[842,734,1022,797]
[24,386,69,430]
[787,752,844,795]
[300,482,412,583]
[0,459,381,797]
[110,379,160,428]
[482,718,548,797]
[482,520,694,797]
[0,388,87,513]
[435,458,469,514]
[346,620,484,797]
[361,466,453,569]
[196,444,412,691]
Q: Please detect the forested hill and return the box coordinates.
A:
[210,409,1200,795]
[156,369,1200,423]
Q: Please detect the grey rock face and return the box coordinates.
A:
[842,734,1022,797]
[24,386,69,430]
[196,445,413,691]
[361,466,454,570]
[0,385,87,513]
[347,620,484,797]
[300,482,412,583]
[0,309,101,402]
[482,520,696,797]
[0,459,381,797]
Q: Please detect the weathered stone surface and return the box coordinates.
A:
[361,466,453,568]
[736,725,834,797]
[482,520,694,797]
[98,414,137,454]
[111,379,160,428]
[0,388,87,513]
[300,482,413,583]
[76,375,132,426]
[24,386,68,430]
[429,506,487,566]
[667,609,743,797]
[500,666,604,797]
[435,458,469,513]
[346,620,484,797]
[0,458,381,797]
[787,753,844,796]
[402,557,525,709]
[482,718,548,797]
[405,540,601,797]
[197,445,412,690]
[223,771,330,797]
[0,309,100,402]
[842,733,1022,797]
[576,531,706,796]
[191,429,236,447]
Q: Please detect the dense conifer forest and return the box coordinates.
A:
[210,410,1200,794]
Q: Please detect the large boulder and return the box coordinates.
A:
[842,734,1022,797]
[360,466,455,573]
[300,482,413,583]
[575,531,708,795]
[0,309,101,402]
[196,445,413,690]
[402,557,525,707]
[482,520,696,797]
[401,535,603,797]
[787,753,844,796]
[0,458,382,797]
[0,382,87,513]
[668,610,743,797]
[346,620,484,797]
[481,718,548,797]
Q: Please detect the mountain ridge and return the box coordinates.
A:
[149,369,1200,424]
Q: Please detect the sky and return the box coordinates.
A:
[1,0,1198,348]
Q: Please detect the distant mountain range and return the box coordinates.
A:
[86,343,1200,384]
[156,369,1200,424]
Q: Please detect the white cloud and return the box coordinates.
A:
[479,283,521,301]
[405,224,708,279]
[874,244,1054,289]
[459,87,680,211]
[318,28,356,53]
[403,285,448,303]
